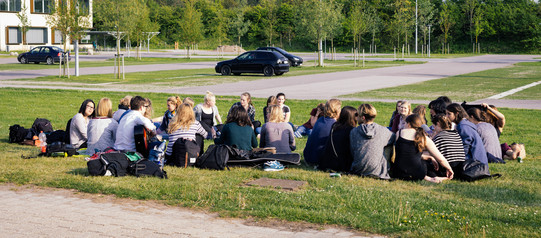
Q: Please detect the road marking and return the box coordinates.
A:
[487,80,541,99]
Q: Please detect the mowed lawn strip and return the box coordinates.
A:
[0,88,539,237]
[342,61,541,101]
[10,60,422,86]
[0,57,225,71]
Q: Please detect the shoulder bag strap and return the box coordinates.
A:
[330,126,338,158]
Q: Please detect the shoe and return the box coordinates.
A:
[263,160,284,171]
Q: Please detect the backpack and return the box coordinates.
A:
[44,141,77,157]
[100,152,131,177]
[459,159,501,181]
[128,159,168,179]
[31,118,54,136]
[195,144,231,170]
[167,139,200,167]
[9,124,30,143]
[46,130,68,144]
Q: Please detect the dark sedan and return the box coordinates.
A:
[256,46,303,67]
[215,50,289,76]
[17,46,70,65]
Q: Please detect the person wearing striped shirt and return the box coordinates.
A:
[429,114,466,178]
[165,103,207,161]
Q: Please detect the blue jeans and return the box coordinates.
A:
[294,125,312,138]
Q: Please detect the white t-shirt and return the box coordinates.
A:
[114,110,156,151]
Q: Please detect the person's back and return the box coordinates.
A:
[260,122,295,153]
[303,116,336,164]
[476,122,503,161]
[391,128,426,180]
[114,96,156,151]
[319,106,359,172]
[456,119,488,165]
[215,122,257,151]
[350,123,395,179]
[87,117,118,153]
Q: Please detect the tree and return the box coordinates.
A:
[178,0,204,58]
[46,0,92,78]
[417,0,434,54]
[297,0,343,66]
[389,0,414,52]
[276,3,296,47]
[462,0,477,44]
[94,0,139,78]
[439,1,454,54]
[129,0,160,59]
[230,9,251,47]
[260,0,278,46]
[16,2,31,45]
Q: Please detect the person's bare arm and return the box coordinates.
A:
[425,137,454,179]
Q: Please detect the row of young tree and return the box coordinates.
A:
[92,0,541,54]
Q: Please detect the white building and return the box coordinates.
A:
[0,0,92,52]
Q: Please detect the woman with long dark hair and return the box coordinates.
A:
[215,105,258,151]
[318,106,358,172]
[70,99,95,148]
[391,114,454,183]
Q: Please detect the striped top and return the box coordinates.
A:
[166,121,207,156]
[432,130,466,163]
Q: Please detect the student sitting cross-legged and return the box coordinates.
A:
[114,96,156,151]
[215,105,258,151]
[349,104,396,179]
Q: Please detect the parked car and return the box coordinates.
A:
[256,46,303,67]
[215,50,289,76]
[17,46,70,65]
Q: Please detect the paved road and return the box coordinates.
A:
[0,184,378,238]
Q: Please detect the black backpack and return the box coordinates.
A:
[31,118,54,136]
[46,130,68,144]
[167,139,200,167]
[9,124,30,143]
[128,159,168,179]
[195,144,231,170]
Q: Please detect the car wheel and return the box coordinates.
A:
[263,65,274,76]
[46,57,54,65]
[233,73,241,76]
[221,65,231,76]
[275,72,284,76]
[20,56,28,64]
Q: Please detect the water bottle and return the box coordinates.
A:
[38,131,47,152]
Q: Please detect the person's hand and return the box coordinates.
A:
[481,103,490,110]
[446,168,454,180]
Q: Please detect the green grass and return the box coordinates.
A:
[11,60,422,86]
[359,53,479,59]
[0,87,540,237]
[0,57,225,71]
[342,61,541,101]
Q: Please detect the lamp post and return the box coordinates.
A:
[428,24,432,58]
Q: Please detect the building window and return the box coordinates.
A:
[26,28,48,44]
[0,0,21,11]
[53,29,63,44]
[33,0,51,13]
[7,27,22,44]
[78,0,89,14]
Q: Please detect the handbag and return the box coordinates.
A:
[460,159,501,181]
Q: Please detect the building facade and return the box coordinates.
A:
[0,0,92,52]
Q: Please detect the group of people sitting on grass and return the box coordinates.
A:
[68,92,525,182]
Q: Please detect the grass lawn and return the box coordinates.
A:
[11,60,422,87]
[342,61,541,101]
[0,88,539,237]
[0,57,226,71]
[357,53,479,59]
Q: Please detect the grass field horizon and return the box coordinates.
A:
[0,86,539,237]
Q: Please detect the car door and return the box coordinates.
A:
[39,47,51,62]
[233,52,255,73]
[27,47,42,62]
[253,52,270,72]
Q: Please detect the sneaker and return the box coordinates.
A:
[263,160,284,171]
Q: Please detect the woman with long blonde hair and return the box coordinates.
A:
[260,105,296,153]
[165,103,207,163]
[157,95,182,134]
[87,97,118,153]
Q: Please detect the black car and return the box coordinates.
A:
[256,47,303,67]
[215,50,289,76]
[17,46,70,65]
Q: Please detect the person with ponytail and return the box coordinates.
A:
[165,103,207,162]
[446,103,488,165]
[158,96,182,134]
[391,114,454,183]
[194,91,223,139]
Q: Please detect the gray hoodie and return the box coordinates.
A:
[349,123,395,179]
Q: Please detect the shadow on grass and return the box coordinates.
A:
[68,168,90,176]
